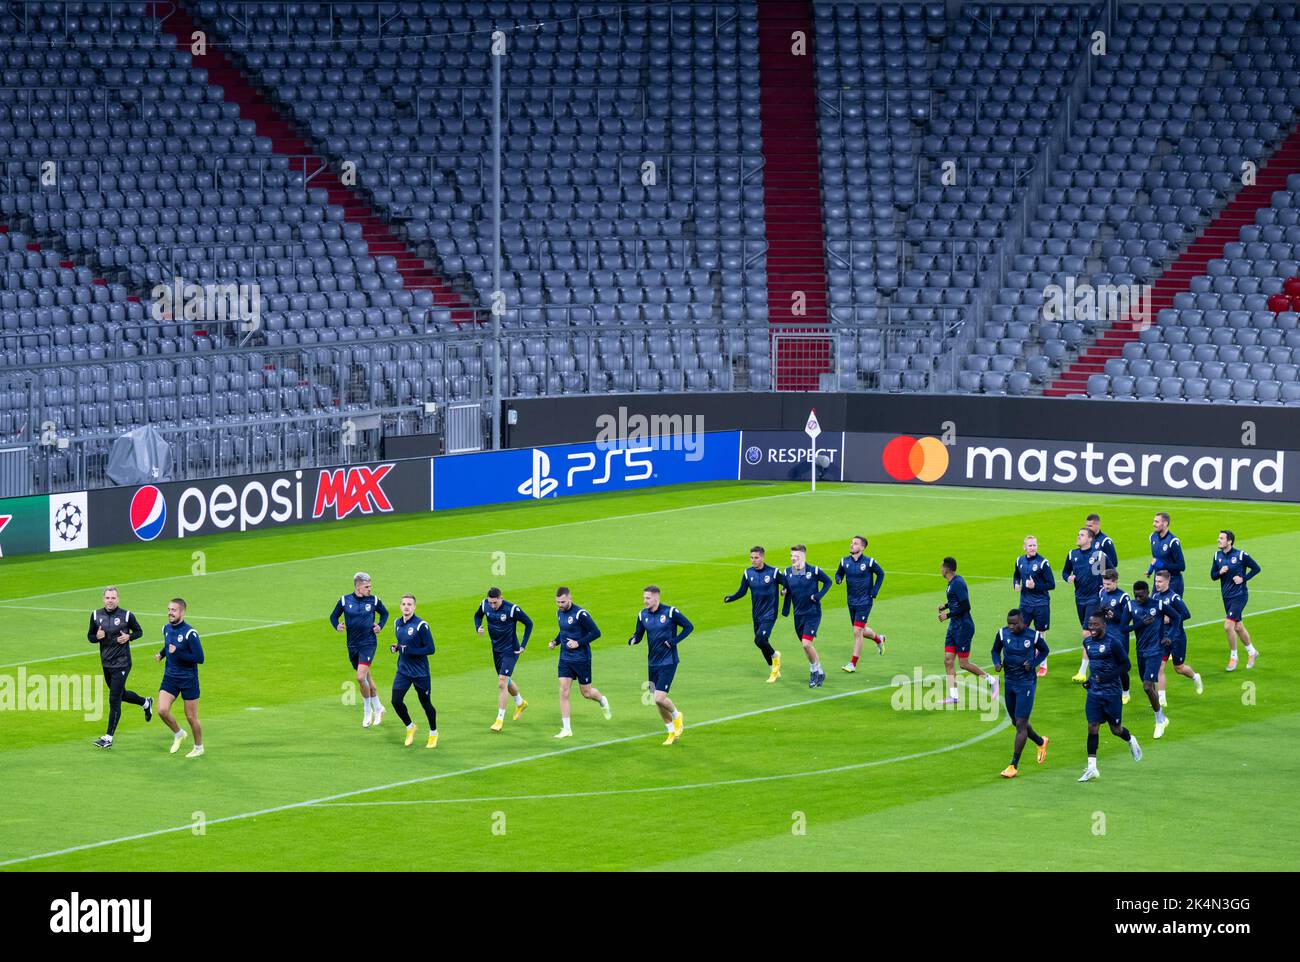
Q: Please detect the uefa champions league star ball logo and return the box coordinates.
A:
[52,501,83,543]
[745,446,762,465]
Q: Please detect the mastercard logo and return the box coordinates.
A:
[882,435,950,482]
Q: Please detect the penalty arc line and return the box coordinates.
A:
[312,717,1015,808]
[0,677,995,867]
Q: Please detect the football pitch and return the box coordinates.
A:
[1,480,1297,872]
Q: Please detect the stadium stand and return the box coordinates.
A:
[2,1,1298,496]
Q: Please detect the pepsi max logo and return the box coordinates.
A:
[130,486,167,542]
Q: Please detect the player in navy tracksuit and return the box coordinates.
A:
[1078,612,1142,781]
[1012,535,1055,676]
[1127,581,1171,739]
[549,587,610,737]
[390,594,438,748]
[475,587,534,731]
[1152,569,1202,703]
[723,546,785,682]
[154,598,205,758]
[1147,511,1186,596]
[835,535,886,673]
[938,557,996,705]
[1063,527,1106,682]
[1212,529,1262,671]
[991,609,1050,777]
[329,572,389,728]
[1085,513,1118,571]
[628,586,694,745]
[1096,569,1133,702]
[780,544,833,688]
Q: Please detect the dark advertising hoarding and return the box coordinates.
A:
[738,431,846,483]
[739,431,1299,502]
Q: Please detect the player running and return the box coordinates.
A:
[154,598,205,758]
[835,535,886,673]
[1085,513,1118,571]
[329,572,389,728]
[550,587,610,738]
[1097,569,1133,704]
[628,586,694,745]
[1147,512,1185,596]
[1078,612,1142,781]
[991,609,1049,778]
[1152,569,1201,704]
[780,544,832,688]
[938,556,996,705]
[390,594,438,748]
[1064,527,1105,682]
[474,587,533,731]
[723,546,784,682]
[88,586,151,749]
[1212,529,1261,671]
[1012,536,1054,676]
[1127,581,1171,739]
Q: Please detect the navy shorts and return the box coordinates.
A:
[1138,650,1164,684]
[793,612,821,641]
[1004,682,1036,720]
[348,642,377,670]
[391,670,429,699]
[1085,689,1123,726]
[849,604,873,627]
[754,619,775,640]
[944,620,974,655]
[493,650,519,678]
[558,658,592,685]
[1075,601,1091,628]
[1164,633,1187,666]
[1223,594,1247,622]
[160,674,199,701]
[1021,604,1050,632]
[649,663,678,693]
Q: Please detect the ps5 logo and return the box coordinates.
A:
[518,449,560,499]
[517,446,654,499]
[566,446,653,486]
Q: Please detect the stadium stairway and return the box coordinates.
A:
[757,0,830,389]
[1045,122,1300,397]
[153,3,478,325]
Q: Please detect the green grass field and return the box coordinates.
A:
[1,480,1297,871]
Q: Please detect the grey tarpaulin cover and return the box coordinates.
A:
[106,425,173,485]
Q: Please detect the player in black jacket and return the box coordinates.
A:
[88,586,151,748]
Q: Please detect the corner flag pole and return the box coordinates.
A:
[805,408,821,493]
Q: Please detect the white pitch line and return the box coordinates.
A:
[0,488,815,605]
[0,604,280,621]
[0,677,979,867]
[0,622,290,670]
[312,717,1014,808]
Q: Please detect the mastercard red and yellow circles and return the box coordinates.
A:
[881,435,950,482]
